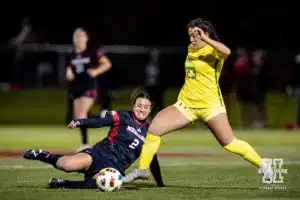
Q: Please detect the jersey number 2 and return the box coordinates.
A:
[129,139,139,149]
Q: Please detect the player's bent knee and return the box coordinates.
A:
[149,116,174,136]
[148,125,162,136]
[74,112,87,119]
[56,157,77,172]
[148,126,165,137]
[148,117,163,136]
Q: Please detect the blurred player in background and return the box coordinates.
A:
[294,54,300,129]
[9,18,34,87]
[250,49,267,129]
[125,17,273,182]
[233,48,253,127]
[287,53,300,129]
[23,88,164,189]
[144,48,165,116]
[66,28,112,151]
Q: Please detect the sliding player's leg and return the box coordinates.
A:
[49,178,98,189]
[49,144,124,189]
[23,149,92,172]
[205,111,273,180]
[23,149,63,168]
[56,153,92,172]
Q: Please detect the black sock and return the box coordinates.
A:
[63,179,98,189]
[80,127,88,145]
[36,152,63,168]
[150,154,165,187]
[66,92,73,125]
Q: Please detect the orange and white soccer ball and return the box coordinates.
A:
[95,168,123,192]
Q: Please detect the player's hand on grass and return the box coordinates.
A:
[68,120,81,128]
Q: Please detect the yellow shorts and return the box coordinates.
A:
[174,101,226,122]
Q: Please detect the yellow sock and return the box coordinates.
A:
[224,138,262,167]
[139,133,161,169]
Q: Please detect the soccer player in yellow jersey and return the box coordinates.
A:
[123,18,273,184]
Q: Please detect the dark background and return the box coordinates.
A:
[0,2,298,89]
[0,1,298,127]
[0,1,298,49]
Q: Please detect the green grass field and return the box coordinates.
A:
[0,126,300,199]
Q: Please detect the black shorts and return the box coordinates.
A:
[79,142,124,180]
[71,89,97,100]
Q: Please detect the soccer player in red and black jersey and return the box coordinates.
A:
[23,88,165,189]
[66,28,112,150]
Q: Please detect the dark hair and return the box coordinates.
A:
[130,87,153,106]
[187,18,220,41]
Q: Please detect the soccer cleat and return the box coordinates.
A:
[49,178,66,188]
[259,160,274,181]
[23,149,49,160]
[122,168,151,184]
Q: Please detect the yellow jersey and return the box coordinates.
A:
[178,44,225,108]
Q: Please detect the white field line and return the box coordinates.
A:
[0,160,300,170]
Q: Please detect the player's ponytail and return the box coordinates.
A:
[130,87,154,107]
[188,18,220,42]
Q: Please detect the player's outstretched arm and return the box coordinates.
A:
[68,111,124,128]
[68,116,114,128]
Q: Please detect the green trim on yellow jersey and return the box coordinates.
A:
[214,60,223,106]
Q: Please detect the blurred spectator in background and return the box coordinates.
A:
[287,53,300,129]
[144,48,164,116]
[250,49,267,129]
[233,48,253,128]
[10,18,32,46]
[9,18,35,87]
[234,48,267,129]
[66,28,112,151]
